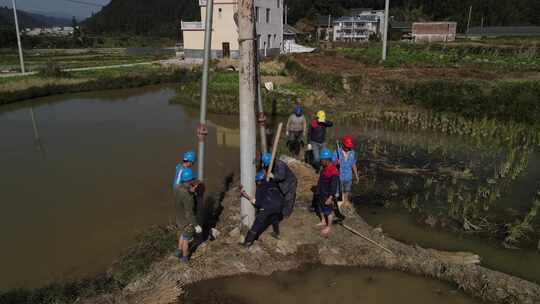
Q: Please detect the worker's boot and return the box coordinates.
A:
[243,231,257,247]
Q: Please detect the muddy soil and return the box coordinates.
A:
[292,53,540,81]
[82,157,540,304]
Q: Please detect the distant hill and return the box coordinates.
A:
[0,6,71,28]
[83,0,200,37]
[82,0,540,37]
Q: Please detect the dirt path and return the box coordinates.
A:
[83,157,540,304]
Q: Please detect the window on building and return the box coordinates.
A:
[266,8,271,23]
[255,7,260,23]
[277,0,280,8]
[268,34,271,48]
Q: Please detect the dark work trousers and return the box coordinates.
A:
[282,182,297,218]
[245,210,282,244]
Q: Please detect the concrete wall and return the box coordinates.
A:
[412,22,457,42]
[182,0,283,59]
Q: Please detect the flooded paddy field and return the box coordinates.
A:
[0,85,240,290]
[335,117,540,283]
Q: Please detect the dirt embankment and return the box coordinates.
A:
[292,53,540,81]
[83,157,540,304]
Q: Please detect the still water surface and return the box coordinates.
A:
[0,85,240,290]
[184,266,484,304]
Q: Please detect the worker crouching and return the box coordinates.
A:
[240,171,284,247]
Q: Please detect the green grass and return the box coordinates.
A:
[172,70,301,115]
[339,43,540,71]
[0,65,197,105]
[0,48,172,72]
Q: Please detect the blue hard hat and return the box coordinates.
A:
[180,168,197,183]
[261,153,272,167]
[256,170,266,182]
[183,151,197,163]
[294,105,303,116]
[320,148,333,160]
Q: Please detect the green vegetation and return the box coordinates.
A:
[0,226,177,304]
[396,80,540,124]
[287,0,539,32]
[283,57,344,95]
[172,70,309,115]
[339,43,540,71]
[0,48,172,72]
[0,65,198,105]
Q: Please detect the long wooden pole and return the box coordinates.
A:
[238,0,257,227]
[341,224,394,255]
[266,123,283,181]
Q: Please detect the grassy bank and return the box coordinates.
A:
[283,55,540,125]
[337,43,540,71]
[0,48,172,72]
[0,65,199,105]
[172,70,313,115]
[0,226,177,304]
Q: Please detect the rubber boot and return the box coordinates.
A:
[243,231,257,247]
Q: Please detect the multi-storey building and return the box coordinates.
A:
[181,0,283,60]
[333,10,385,42]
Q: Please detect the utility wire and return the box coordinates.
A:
[58,0,105,7]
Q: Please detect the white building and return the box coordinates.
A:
[23,26,75,37]
[333,10,385,42]
[181,0,284,60]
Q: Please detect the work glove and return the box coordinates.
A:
[307,144,313,151]
[267,172,275,179]
[195,225,202,234]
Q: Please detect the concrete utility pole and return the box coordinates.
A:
[466,5,473,34]
[238,0,257,227]
[255,35,268,154]
[11,0,25,74]
[253,5,267,154]
[382,0,390,61]
[197,0,214,181]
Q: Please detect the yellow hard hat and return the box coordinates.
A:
[316,110,326,122]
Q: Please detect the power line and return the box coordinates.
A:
[59,0,105,8]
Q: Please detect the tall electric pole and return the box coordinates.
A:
[466,5,473,35]
[11,0,25,74]
[197,0,214,181]
[238,0,257,227]
[382,0,390,61]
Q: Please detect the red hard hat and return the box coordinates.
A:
[342,135,355,148]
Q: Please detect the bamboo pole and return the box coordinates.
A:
[238,0,257,227]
